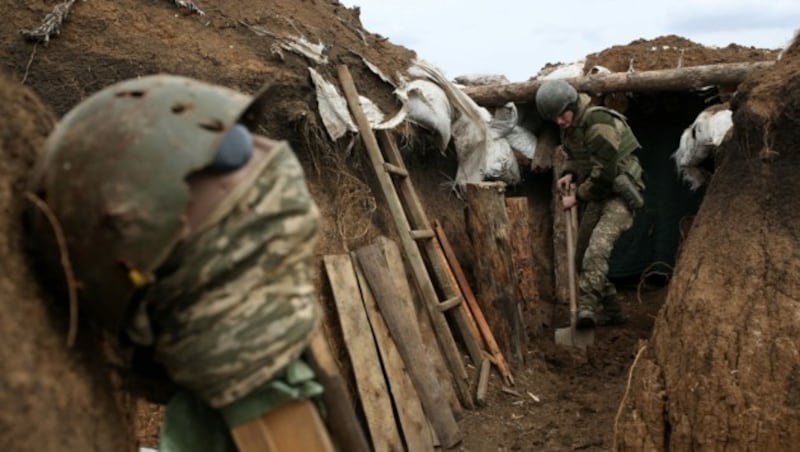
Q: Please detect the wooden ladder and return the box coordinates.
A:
[338,65,485,408]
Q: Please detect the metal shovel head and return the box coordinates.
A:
[554,325,595,350]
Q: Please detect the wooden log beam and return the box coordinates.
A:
[464,182,526,363]
[462,61,776,107]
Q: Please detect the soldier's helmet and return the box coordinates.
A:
[28,75,268,332]
[535,79,578,120]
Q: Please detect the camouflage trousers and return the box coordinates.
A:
[134,141,321,408]
[575,196,633,312]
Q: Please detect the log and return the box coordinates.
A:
[506,197,551,337]
[464,182,525,363]
[462,61,776,107]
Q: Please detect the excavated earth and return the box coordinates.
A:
[0,1,790,450]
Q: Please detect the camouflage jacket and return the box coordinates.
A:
[129,137,321,408]
[561,93,642,201]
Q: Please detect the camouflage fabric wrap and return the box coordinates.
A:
[576,197,633,311]
[136,141,321,408]
[561,94,642,201]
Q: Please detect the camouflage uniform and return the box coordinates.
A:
[561,94,645,320]
[132,138,321,408]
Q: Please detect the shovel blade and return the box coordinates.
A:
[554,326,595,350]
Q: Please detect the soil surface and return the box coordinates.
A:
[458,284,666,451]
[0,1,790,450]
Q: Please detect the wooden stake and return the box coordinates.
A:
[475,358,491,407]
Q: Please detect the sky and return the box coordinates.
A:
[339,0,800,82]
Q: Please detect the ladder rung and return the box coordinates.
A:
[409,229,434,240]
[383,162,408,177]
[437,296,463,311]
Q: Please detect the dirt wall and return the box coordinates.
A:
[615,35,800,450]
[0,73,132,452]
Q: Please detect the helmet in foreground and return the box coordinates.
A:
[28,74,268,332]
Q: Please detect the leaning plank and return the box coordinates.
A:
[379,236,462,416]
[306,331,371,452]
[463,61,776,107]
[352,252,434,452]
[323,255,403,452]
[355,243,462,448]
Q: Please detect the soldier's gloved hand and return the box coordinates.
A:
[209,124,253,171]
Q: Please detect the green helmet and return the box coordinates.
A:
[28,74,269,332]
[535,79,578,120]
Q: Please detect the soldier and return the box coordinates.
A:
[28,75,333,451]
[536,80,645,329]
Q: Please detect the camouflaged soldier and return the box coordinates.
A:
[536,79,645,329]
[28,75,331,450]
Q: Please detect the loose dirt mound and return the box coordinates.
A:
[585,34,780,72]
[2,2,795,450]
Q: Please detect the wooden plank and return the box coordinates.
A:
[434,220,515,386]
[379,236,463,417]
[323,255,403,452]
[338,65,472,408]
[351,252,434,452]
[306,331,371,452]
[354,243,462,448]
[231,401,335,452]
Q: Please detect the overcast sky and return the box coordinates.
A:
[339,0,800,81]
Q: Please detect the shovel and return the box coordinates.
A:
[554,185,595,350]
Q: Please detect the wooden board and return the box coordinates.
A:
[306,331,371,452]
[378,236,462,416]
[324,255,403,452]
[352,251,434,452]
[354,243,462,448]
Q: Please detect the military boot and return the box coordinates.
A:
[598,295,626,326]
